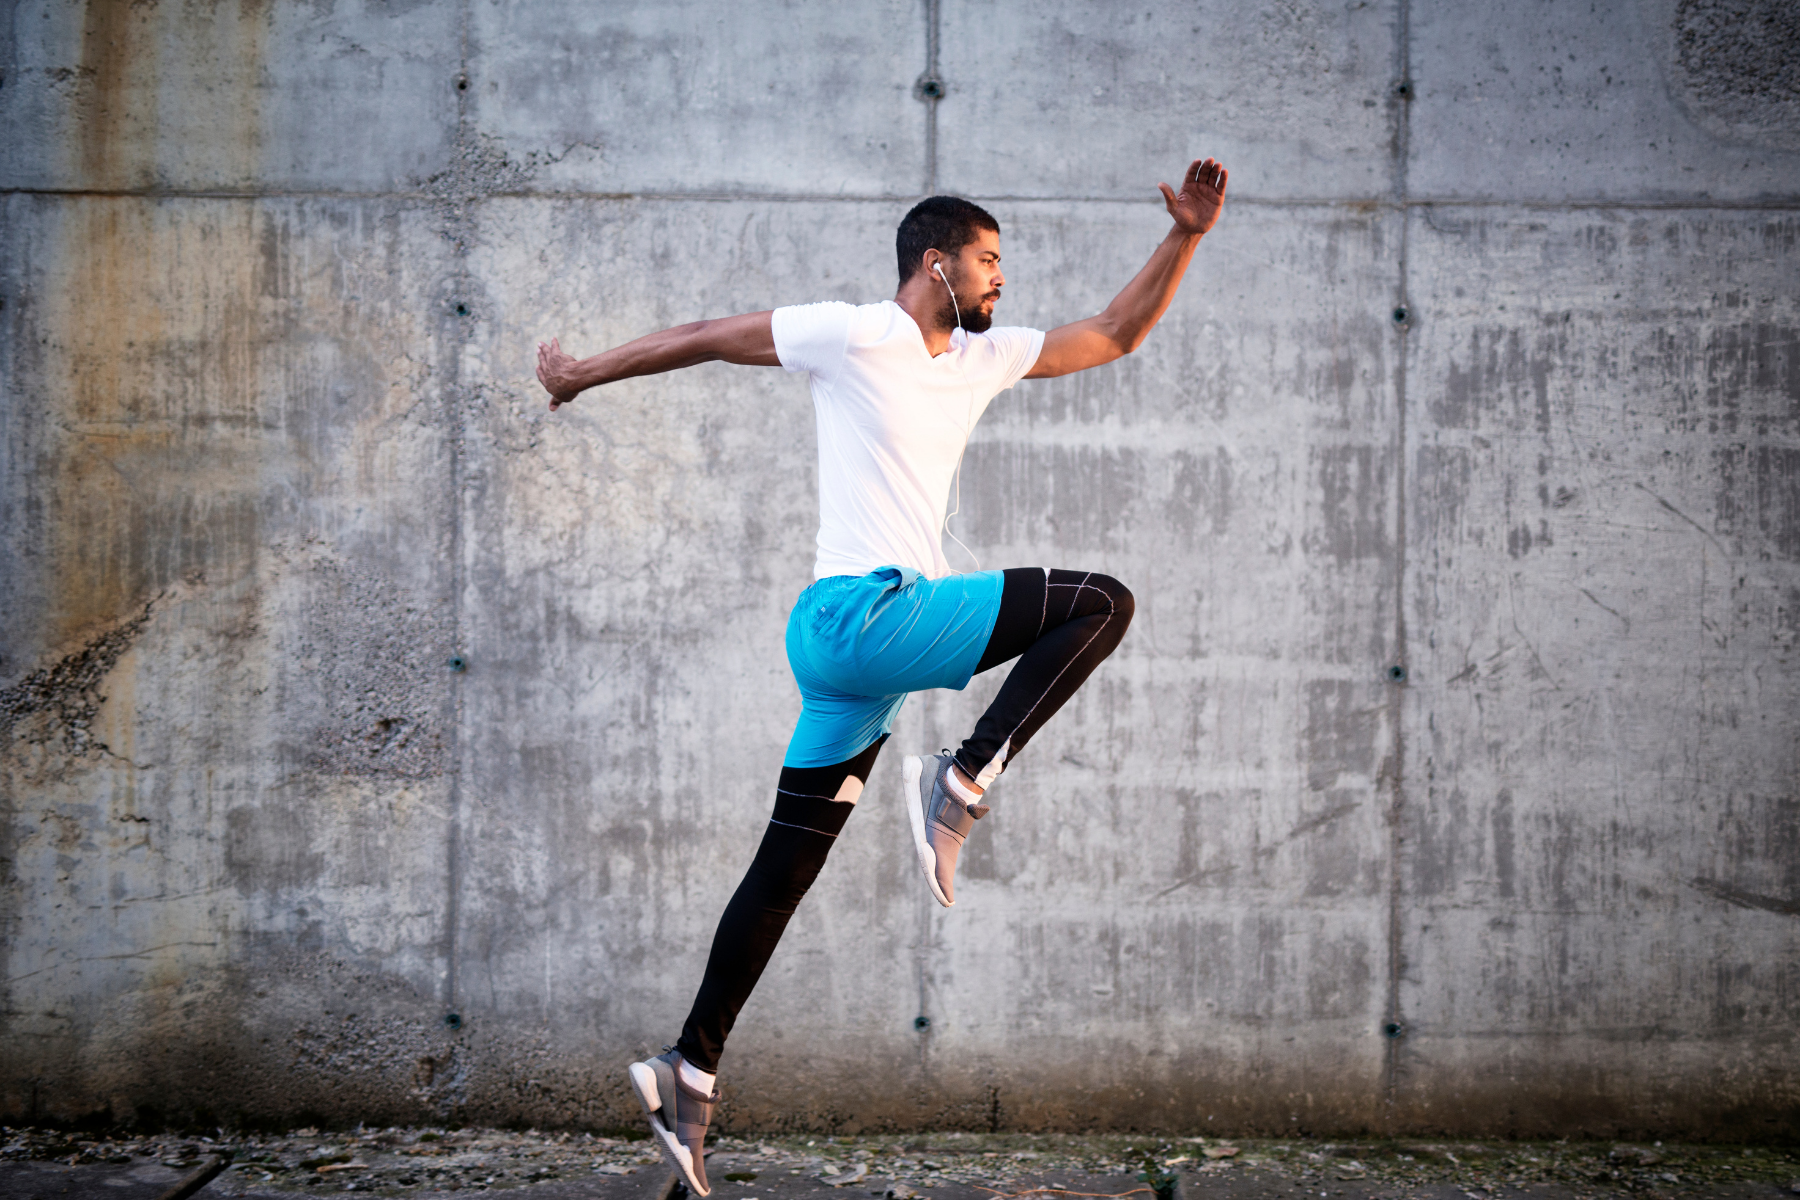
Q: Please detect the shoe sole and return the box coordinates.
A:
[628,1061,710,1196]
[902,755,953,908]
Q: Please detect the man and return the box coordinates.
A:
[534,157,1227,1195]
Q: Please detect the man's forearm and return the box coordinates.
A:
[541,311,777,407]
[563,322,730,392]
[1099,226,1201,354]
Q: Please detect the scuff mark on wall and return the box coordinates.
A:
[1689,877,1800,917]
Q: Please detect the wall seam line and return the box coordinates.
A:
[1382,0,1413,1131]
[440,0,472,1037]
[922,0,941,196]
[6,187,1798,211]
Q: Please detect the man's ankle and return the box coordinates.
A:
[948,761,984,799]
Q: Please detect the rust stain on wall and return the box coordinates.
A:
[78,0,156,190]
[48,2,271,648]
[42,201,263,650]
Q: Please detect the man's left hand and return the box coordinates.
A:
[536,337,583,410]
[1159,157,1228,237]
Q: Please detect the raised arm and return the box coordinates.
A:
[1025,158,1228,380]
[535,311,780,411]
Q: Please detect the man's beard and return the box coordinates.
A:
[956,303,995,334]
[936,275,996,333]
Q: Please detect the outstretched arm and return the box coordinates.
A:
[535,311,779,410]
[1024,157,1227,380]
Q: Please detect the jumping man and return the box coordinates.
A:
[534,157,1228,1195]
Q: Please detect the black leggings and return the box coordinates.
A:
[674,569,1132,1072]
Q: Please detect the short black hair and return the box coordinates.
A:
[896,196,1000,286]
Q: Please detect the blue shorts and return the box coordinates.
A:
[783,566,1006,768]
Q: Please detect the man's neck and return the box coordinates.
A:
[893,281,958,357]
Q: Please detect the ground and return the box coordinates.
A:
[2,1128,1796,1200]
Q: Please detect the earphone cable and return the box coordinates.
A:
[936,261,981,574]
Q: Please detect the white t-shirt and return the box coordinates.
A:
[772,300,1044,580]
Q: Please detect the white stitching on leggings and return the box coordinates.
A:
[776,787,842,802]
[768,817,839,838]
[1000,572,1116,759]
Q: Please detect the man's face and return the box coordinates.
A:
[938,229,1005,333]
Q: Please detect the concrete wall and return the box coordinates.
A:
[2,0,1796,1138]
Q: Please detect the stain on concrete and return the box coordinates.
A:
[224,804,325,894]
[77,0,155,191]
[1436,328,1554,435]
[1413,446,1472,552]
[1307,446,1389,562]
[1493,790,1516,901]
[1673,0,1800,149]
[1713,445,1800,560]
[1410,787,1469,900]
[1303,681,1380,792]
[1306,936,1371,1019]
[1165,447,1233,546]
[964,443,1144,552]
[1653,319,1800,435]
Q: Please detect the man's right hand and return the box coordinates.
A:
[537,337,584,411]
[1158,157,1228,238]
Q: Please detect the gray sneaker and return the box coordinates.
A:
[627,1048,717,1196]
[902,752,989,907]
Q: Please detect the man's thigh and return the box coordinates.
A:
[973,567,1129,674]
[782,689,904,769]
[838,568,1005,695]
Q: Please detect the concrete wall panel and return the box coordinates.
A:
[937,0,1398,201]
[0,2,460,193]
[1408,0,1800,202]
[468,1,927,197]
[1398,209,1800,1134]
[0,194,466,1124]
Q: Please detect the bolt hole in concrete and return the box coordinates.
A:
[446,655,467,673]
[1383,1021,1406,1038]
[454,303,469,316]
[1387,665,1407,683]
[455,74,468,91]
[1391,306,1409,325]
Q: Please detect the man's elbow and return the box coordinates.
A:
[676,318,734,362]
[1105,328,1148,360]
[1094,313,1144,359]
[1117,314,1163,356]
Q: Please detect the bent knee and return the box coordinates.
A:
[1093,574,1135,628]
